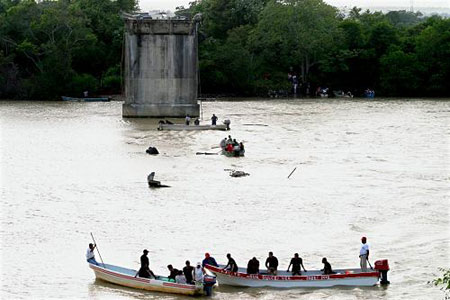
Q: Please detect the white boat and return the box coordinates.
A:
[205,260,389,288]
[89,262,212,296]
[158,123,229,131]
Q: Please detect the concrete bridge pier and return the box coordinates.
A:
[122,14,200,117]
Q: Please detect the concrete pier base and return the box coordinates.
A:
[123,103,199,118]
[123,14,200,118]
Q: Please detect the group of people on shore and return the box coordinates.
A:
[220,135,245,156]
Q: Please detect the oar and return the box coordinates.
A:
[90,232,105,267]
[196,152,219,155]
[287,167,297,179]
[367,258,373,270]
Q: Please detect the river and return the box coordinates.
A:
[1,98,449,299]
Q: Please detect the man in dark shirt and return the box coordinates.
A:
[183,260,194,284]
[167,264,180,281]
[247,257,260,274]
[287,253,307,275]
[223,253,238,272]
[202,252,218,267]
[211,114,218,125]
[265,252,279,275]
[322,257,334,275]
[136,249,155,278]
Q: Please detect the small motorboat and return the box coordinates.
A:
[204,260,390,288]
[158,123,229,131]
[62,96,111,102]
[88,262,216,296]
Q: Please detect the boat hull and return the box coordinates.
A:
[90,263,202,296]
[205,265,379,288]
[158,124,229,131]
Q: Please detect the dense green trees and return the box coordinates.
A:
[0,0,136,99]
[0,0,449,99]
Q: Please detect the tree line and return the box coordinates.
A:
[1,0,449,99]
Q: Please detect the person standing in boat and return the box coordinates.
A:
[287,253,307,275]
[136,249,156,279]
[247,257,260,274]
[223,253,238,272]
[185,115,191,125]
[359,237,370,271]
[183,260,194,284]
[321,257,334,275]
[211,114,218,125]
[86,243,98,265]
[202,253,218,267]
[265,252,279,275]
[194,262,205,286]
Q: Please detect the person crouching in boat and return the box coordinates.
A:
[247,257,260,274]
[265,252,279,275]
[136,249,156,279]
[167,264,181,282]
[223,253,239,272]
[86,243,98,265]
[220,137,227,150]
[321,257,334,275]
[287,253,307,275]
[202,253,218,267]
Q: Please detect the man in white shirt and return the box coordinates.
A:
[86,243,98,265]
[359,237,369,271]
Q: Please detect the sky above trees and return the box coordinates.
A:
[140,0,449,12]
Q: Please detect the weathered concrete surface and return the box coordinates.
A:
[123,17,199,117]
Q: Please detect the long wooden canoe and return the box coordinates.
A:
[205,263,384,288]
[89,262,206,296]
[62,96,110,102]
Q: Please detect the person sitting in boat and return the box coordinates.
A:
[220,137,227,150]
[202,253,218,267]
[226,142,234,153]
[175,270,187,284]
[185,115,191,125]
[167,264,181,282]
[287,253,307,275]
[321,257,334,275]
[223,253,238,272]
[247,257,260,274]
[211,114,218,125]
[183,260,194,284]
[194,262,205,286]
[194,118,200,125]
[265,252,279,275]
[86,243,98,265]
[136,249,156,279]
[239,142,245,156]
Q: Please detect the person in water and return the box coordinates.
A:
[136,249,156,278]
[211,114,218,125]
[167,264,181,282]
[321,257,334,275]
[265,252,279,275]
[223,253,238,272]
[86,243,98,265]
[183,260,194,284]
[247,257,260,274]
[287,253,307,275]
[202,253,218,267]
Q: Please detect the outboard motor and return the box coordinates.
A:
[203,274,217,296]
[374,259,390,285]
